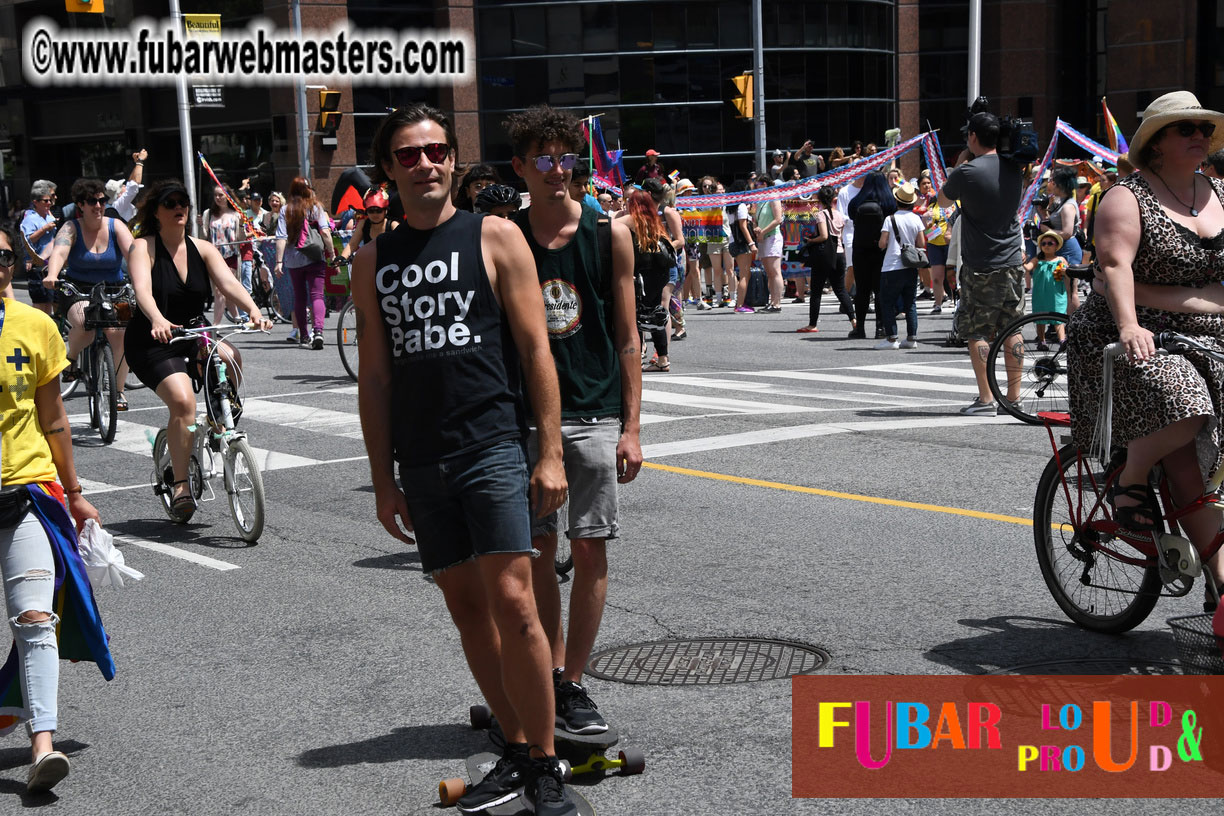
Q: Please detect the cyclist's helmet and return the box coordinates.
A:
[363,188,390,210]
[475,184,522,214]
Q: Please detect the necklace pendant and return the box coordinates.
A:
[1191,207,1199,217]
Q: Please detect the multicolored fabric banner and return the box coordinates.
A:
[1102,98,1130,155]
[924,130,949,192]
[780,200,820,252]
[680,208,725,243]
[1053,119,1118,165]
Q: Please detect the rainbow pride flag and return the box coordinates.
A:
[1102,98,1129,156]
[680,208,724,243]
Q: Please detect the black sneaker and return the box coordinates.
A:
[456,742,528,813]
[555,678,608,735]
[311,331,324,350]
[524,754,577,816]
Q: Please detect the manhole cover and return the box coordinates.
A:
[988,658,1184,675]
[586,638,829,685]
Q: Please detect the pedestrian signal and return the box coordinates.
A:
[317,90,342,134]
[732,73,753,120]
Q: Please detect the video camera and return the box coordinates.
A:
[963,97,1040,163]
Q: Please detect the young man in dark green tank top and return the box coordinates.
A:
[505,105,642,736]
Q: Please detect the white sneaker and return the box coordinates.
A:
[28,751,69,794]
[874,338,900,350]
[899,338,918,349]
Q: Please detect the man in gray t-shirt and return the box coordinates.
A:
[938,112,1028,416]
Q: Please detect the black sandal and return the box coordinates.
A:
[170,479,196,521]
[1107,481,1160,532]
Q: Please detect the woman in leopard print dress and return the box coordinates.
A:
[1067,91,1224,595]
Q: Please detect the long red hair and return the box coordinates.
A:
[284,176,318,244]
[625,190,665,251]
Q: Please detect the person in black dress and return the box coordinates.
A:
[124,181,271,519]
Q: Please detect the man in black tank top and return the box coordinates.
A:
[351,105,577,816]
[504,106,642,737]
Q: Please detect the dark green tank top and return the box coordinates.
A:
[514,206,621,420]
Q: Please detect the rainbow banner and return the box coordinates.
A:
[781,199,820,252]
[680,208,724,243]
[1102,97,1129,155]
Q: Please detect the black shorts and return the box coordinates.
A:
[26,267,53,304]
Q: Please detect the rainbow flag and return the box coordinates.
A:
[680,208,724,243]
[667,170,680,184]
[924,222,944,243]
[1102,98,1129,155]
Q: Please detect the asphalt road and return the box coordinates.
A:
[1,291,1213,814]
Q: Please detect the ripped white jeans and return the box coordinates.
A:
[1,513,59,734]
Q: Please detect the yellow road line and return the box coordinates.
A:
[642,461,1034,527]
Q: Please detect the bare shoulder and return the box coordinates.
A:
[189,235,221,261]
[1095,182,1139,224]
[53,219,76,244]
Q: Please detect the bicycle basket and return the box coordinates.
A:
[83,286,133,329]
[1166,614,1224,675]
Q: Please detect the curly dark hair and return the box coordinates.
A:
[132,179,193,238]
[70,177,106,205]
[368,104,458,185]
[502,105,585,158]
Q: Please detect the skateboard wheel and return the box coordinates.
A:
[469,704,492,730]
[439,777,466,806]
[619,747,645,775]
[559,758,573,781]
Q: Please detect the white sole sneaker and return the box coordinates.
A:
[28,751,69,794]
[873,339,900,350]
[899,339,918,349]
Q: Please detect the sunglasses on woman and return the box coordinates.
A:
[392,143,451,168]
[0,248,15,268]
[160,196,190,209]
[79,195,108,207]
[1039,241,1058,247]
[1172,121,1216,139]
[525,153,579,173]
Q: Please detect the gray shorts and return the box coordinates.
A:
[527,418,620,541]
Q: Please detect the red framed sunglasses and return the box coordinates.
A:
[392,143,452,168]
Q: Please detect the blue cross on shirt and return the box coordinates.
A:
[6,348,30,372]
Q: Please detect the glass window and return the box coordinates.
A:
[803,2,826,47]
[479,9,512,59]
[687,6,717,49]
[513,7,547,56]
[827,2,848,48]
[654,56,688,105]
[689,107,723,155]
[827,52,848,95]
[548,5,581,55]
[620,7,652,51]
[620,56,654,105]
[775,3,802,48]
[585,56,620,106]
[688,54,721,102]
[620,109,657,158]
[654,106,687,154]
[478,60,516,110]
[548,57,585,106]
[779,53,805,101]
[653,5,685,50]
[582,4,617,52]
[719,1,751,49]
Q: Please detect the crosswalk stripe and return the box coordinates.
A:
[113,418,323,471]
[117,535,241,571]
[738,369,981,394]
[640,389,817,415]
[836,363,979,379]
[241,398,365,438]
[647,374,956,407]
[642,414,1015,458]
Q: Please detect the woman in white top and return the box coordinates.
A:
[876,182,928,349]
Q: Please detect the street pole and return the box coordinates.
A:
[967,0,981,105]
[752,0,765,171]
[294,0,311,181]
[168,0,197,234]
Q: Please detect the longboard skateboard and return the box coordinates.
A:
[438,752,595,815]
[469,704,645,779]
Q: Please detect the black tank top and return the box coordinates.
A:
[129,234,212,334]
[373,209,526,466]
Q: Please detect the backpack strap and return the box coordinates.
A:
[596,214,612,298]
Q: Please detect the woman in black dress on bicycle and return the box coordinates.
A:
[124,181,271,519]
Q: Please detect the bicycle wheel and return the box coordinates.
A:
[1033,443,1161,633]
[152,429,202,523]
[337,299,359,381]
[93,343,118,444]
[988,312,1070,425]
[224,437,265,542]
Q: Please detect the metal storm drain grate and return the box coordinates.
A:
[988,658,1185,676]
[586,638,829,685]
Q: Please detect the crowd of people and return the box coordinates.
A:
[2,90,1224,807]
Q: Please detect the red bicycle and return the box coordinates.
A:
[1033,333,1223,648]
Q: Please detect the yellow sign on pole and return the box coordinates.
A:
[183,14,221,38]
[65,0,105,13]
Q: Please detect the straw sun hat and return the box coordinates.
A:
[1129,91,1224,169]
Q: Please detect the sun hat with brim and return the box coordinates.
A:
[892,181,918,205]
[675,178,696,196]
[1129,91,1224,169]
[1036,230,1064,251]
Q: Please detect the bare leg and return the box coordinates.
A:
[734,255,752,308]
[1001,332,1023,402]
[561,538,608,685]
[530,531,566,669]
[1117,416,1206,529]
[155,373,197,504]
[764,256,783,306]
[968,338,994,403]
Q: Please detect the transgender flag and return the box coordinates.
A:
[1102,98,1129,155]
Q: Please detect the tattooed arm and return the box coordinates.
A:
[35,378,99,531]
[42,219,76,289]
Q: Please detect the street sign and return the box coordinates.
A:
[192,86,225,108]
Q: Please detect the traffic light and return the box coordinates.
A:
[731,73,753,120]
[317,90,342,134]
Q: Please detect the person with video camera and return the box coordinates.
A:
[937,109,1028,415]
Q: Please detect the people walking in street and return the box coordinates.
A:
[754,185,785,312]
[1023,230,1073,348]
[505,104,642,750]
[796,186,854,333]
[0,220,113,795]
[274,177,335,350]
[351,104,574,816]
[41,178,133,410]
[201,184,244,325]
[848,172,896,339]
[124,181,271,519]
[20,181,58,315]
[876,181,927,349]
[937,111,1027,415]
[624,190,674,371]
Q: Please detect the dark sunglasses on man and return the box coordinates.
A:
[392,143,452,169]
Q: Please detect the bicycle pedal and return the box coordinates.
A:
[1158,533,1202,579]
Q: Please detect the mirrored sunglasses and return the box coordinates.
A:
[527,153,579,173]
[392,143,451,168]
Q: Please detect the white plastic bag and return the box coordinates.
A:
[77,519,144,588]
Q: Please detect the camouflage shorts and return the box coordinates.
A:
[959,265,1025,341]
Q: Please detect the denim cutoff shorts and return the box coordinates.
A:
[397,438,534,575]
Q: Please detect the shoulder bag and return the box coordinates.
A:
[890,214,929,269]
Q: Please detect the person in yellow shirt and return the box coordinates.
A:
[0,221,101,794]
